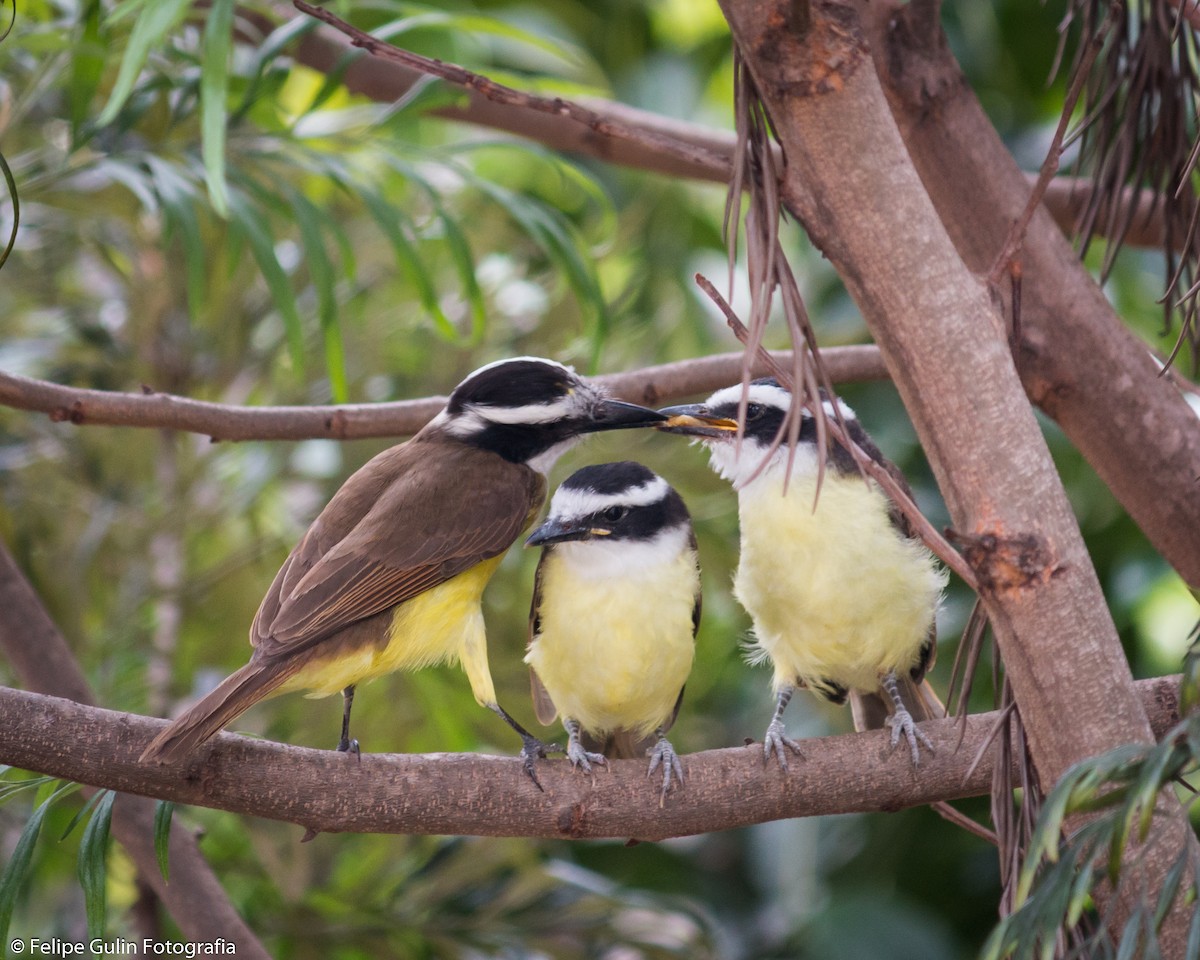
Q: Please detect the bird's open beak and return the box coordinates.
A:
[526,517,595,547]
[584,398,668,433]
[656,404,740,439]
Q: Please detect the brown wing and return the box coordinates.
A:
[526,549,559,725]
[252,438,544,658]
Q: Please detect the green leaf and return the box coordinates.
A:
[233,16,319,124]
[67,0,106,139]
[144,156,206,319]
[59,788,106,841]
[77,790,116,941]
[0,782,76,943]
[200,0,235,217]
[154,801,175,883]
[371,11,586,70]
[227,187,305,369]
[284,186,345,400]
[97,0,192,127]
[362,194,456,340]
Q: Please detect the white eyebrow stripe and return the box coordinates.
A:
[703,383,856,420]
[467,394,579,424]
[548,476,671,518]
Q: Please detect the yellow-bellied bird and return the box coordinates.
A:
[140,358,666,780]
[660,380,947,767]
[524,462,699,799]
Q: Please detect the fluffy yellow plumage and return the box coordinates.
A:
[736,470,946,698]
[525,545,696,738]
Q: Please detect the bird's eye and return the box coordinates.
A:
[603,505,628,523]
[745,403,766,421]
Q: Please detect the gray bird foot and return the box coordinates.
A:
[647,738,683,805]
[886,705,934,766]
[336,737,361,762]
[566,737,607,775]
[519,734,564,791]
[763,718,804,770]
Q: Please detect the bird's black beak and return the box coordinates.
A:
[583,399,668,433]
[526,517,601,547]
[656,404,741,439]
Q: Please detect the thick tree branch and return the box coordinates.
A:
[0,678,1181,842]
[0,348,886,440]
[718,0,1198,948]
[0,547,270,955]
[865,2,1200,590]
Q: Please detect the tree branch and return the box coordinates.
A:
[0,546,270,956]
[273,2,1177,251]
[0,348,887,441]
[0,678,1181,842]
[718,0,1198,947]
[866,0,1200,591]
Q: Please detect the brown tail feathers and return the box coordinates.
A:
[139,660,296,764]
[849,676,945,734]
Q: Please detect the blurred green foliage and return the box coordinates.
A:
[0,0,1196,957]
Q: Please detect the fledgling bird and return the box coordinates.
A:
[139,357,666,780]
[524,461,700,799]
[659,379,947,767]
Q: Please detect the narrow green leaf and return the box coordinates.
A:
[430,201,486,344]
[67,0,106,139]
[77,790,116,941]
[0,782,76,943]
[97,0,192,126]
[362,196,456,340]
[1187,891,1200,960]
[59,788,105,841]
[145,156,206,319]
[233,16,319,124]
[1115,909,1146,960]
[1153,849,1189,928]
[284,187,343,398]
[154,801,175,883]
[227,189,305,369]
[200,0,235,217]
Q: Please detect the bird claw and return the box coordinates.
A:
[647,738,684,805]
[886,705,934,766]
[566,738,608,775]
[763,718,804,770]
[519,734,563,791]
[336,737,361,762]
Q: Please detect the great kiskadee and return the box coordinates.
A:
[524,461,699,799]
[659,380,947,767]
[140,357,666,776]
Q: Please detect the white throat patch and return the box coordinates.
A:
[553,523,691,579]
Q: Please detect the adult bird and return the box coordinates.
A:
[140,357,666,780]
[659,380,946,767]
[524,462,700,800]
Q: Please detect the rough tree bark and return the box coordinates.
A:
[0,680,1181,841]
[715,0,1198,951]
[862,0,1200,591]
